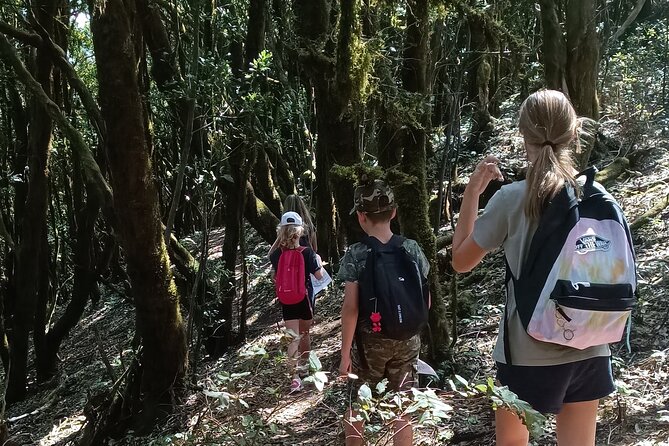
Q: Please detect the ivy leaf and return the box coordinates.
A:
[203,390,231,409]
[358,384,372,402]
[308,351,322,372]
[310,371,328,391]
[454,374,469,387]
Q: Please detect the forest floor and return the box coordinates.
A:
[5,121,669,445]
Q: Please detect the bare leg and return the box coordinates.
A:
[556,400,599,446]
[344,408,364,446]
[298,318,312,364]
[495,407,530,446]
[393,415,413,446]
[284,319,300,377]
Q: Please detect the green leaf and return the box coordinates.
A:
[308,351,322,371]
[454,374,469,387]
[358,384,372,401]
[475,384,488,393]
[203,390,231,409]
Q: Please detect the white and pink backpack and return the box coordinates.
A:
[505,167,636,362]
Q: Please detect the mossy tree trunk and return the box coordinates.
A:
[399,0,450,360]
[293,0,360,260]
[252,149,283,217]
[565,0,600,120]
[465,13,494,153]
[244,181,280,244]
[5,0,55,405]
[90,0,187,430]
[539,0,568,91]
[539,0,600,121]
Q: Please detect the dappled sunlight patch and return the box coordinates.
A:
[38,415,86,446]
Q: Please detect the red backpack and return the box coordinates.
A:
[275,247,307,304]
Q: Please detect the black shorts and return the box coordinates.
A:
[281,296,313,321]
[496,356,615,414]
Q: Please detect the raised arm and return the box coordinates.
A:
[452,156,503,273]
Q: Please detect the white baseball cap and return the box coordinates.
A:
[280,211,303,226]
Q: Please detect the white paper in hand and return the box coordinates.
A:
[311,269,332,296]
[417,358,438,377]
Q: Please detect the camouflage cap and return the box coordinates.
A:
[350,180,397,214]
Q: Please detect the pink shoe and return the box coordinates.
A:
[290,377,303,392]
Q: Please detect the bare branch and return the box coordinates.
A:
[610,0,647,46]
[0,31,112,207]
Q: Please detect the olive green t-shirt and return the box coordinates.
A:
[472,180,610,366]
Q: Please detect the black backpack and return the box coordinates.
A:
[358,235,429,340]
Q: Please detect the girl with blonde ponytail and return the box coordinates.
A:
[452,90,615,446]
[519,89,581,221]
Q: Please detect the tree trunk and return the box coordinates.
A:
[244,181,280,244]
[400,0,450,360]
[252,150,282,217]
[36,159,102,380]
[6,0,55,405]
[90,0,187,430]
[294,0,360,261]
[465,13,493,153]
[245,0,268,67]
[539,0,568,92]
[565,0,600,120]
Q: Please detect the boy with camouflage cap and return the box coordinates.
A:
[338,179,430,446]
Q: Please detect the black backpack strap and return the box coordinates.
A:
[503,257,513,366]
[577,166,597,188]
[354,329,369,370]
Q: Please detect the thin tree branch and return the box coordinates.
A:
[0,31,112,206]
[0,20,107,142]
[610,0,647,46]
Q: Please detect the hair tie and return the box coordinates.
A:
[541,141,556,150]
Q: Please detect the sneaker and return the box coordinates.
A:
[290,377,303,392]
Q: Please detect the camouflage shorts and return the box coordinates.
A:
[351,333,420,392]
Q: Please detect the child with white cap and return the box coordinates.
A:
[270,211,324,391]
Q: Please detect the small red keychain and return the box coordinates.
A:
[370,312,382,332]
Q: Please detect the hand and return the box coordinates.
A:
[339,354,352,378]
[466,155,504,197]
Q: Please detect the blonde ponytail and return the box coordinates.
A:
[519,90,580,221]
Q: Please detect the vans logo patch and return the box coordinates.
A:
[575,234,611,254]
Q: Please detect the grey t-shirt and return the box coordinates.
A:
[472,180,610,365]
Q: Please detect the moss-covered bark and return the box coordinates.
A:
[293,0,361,263]
[90,0,187,431]
[4,0,55,404]
[400,0,450,360]
[539,0,567,91]
[252,149,282,217]
[244,181,280,244]
[566,0,600,120]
